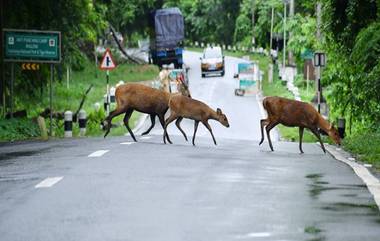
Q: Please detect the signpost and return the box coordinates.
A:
[3,29,61,136]
[99,48,116,116]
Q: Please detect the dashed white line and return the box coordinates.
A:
[35,177,63,188]
[140,136,152,140]
[236,232,272,239]
[120,142,134,145]
[88,150,109,157]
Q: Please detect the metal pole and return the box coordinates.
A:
[106,70,110,116]
[270,7,274,51]
[50,64,53,136]
[10,63,14,118]
[283,2,287,68]
[288,0,294,65]
[66,65,70,89]
[316,2,322,40]
[251,0,256,47]
[306,64,309,94]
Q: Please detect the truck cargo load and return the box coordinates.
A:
[149,7,185,68]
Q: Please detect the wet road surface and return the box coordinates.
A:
[0,51,378,240]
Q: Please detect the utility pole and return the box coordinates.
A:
[252,0,256,47]
[283,0,288,69]
[269,6,275,83]
[288,0,295,66]
[316,2,322,40]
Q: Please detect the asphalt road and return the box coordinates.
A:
[0,51,379,241]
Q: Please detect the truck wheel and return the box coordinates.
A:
[201,73,205,78]
[221,70,225,76]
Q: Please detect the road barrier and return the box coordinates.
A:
[64,111,73,138]
[103,94,108,111]
[78,109,87,137]
[110,87,116,103]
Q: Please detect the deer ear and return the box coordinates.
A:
[216,108,222,115]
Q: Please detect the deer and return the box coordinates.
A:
[102,83,188,142]
[163,94,230,146]
[259,96,341,153]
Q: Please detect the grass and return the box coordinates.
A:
[343,131,380,169]
[1,59,159,142]
[0,118,41,142]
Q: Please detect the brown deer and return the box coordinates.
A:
[163,94,230,145]
[259,96,341,153]
[102,83,187,142]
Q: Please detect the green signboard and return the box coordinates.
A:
[3,29,61,63]
[301,49,314,60]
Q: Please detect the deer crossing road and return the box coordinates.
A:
[0,51,378,241]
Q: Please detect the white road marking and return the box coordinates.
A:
[88,150,109,157]
[326,144,380,210]
[35,177,63,188]
[237,232,272,239]
[140,136,152,140]
[120,142,134,145]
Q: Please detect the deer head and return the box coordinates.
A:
[216,108,230,127]
[328,123,341,145]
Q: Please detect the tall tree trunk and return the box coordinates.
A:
[252,0,256,46]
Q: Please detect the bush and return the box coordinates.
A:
[0,118,41,142]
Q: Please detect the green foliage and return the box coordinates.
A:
[343,130,380,169]
[0,118,40,142]
[107,0,158,40]
[323,16,380,130]
[234,14,252,47]
[287,14,318,64]
[181,0,241,45]
[323,0,378,51]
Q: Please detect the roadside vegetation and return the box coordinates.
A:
[1,0,379,167]
[0,60,158,142]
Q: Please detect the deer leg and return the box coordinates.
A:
[299,127,304,154]
[202,120,217,145]
[192,120,200,146]
[311,128,326,153]
[259,119,270,145]
[141,114,156,136]
[123,109,137,142]
[265,122,278,151]
[103,108,126,138]
[175,117,188,141]
[163,113,177,144]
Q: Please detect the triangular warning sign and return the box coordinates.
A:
[99,48,116,70]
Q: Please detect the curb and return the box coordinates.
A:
[324,144,380,210]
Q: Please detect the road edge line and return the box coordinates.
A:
[325,144,380,210]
